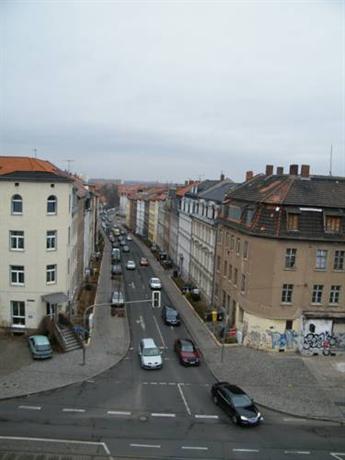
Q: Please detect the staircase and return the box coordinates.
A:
[59,326,83,352]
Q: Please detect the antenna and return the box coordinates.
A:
[64,159,75,172]
[329,144,333,176]
[33,148,37,158]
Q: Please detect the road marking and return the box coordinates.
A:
[177,383,192,416]
[130,443,161,449]
[159,382,167,385]
[182,446,208,451]
[151,413,176,417]
[153,316,167,348]
[233,448,260,452]
[284,451,311,455]
[168,382,176,385]
[62,408,86,413]
[18,405,41,411]
[330,454,345,460]
[151,382,158,385]
[195,414,219,419]
[107,410,131,416]
[136,315,146,331]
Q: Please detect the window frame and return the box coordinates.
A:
[11,194,23,215]
[285,248,297,269]
[329,285,341,305]
[46,264,57,284]
[312,284,324,304]
[47,195,57,215]
[9,230,24,251]
[11,300,26,325]
[281,283,293,304]
[287,213,299,232]
[46,230,57,251]
[315,249,328,270]
[10,265,25,285]
[333,250,345,271]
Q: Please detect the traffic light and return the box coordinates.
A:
[152,290,161,308]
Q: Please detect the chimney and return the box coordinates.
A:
[245,171,254,181]
[265,164,274,176]
[276,166,284,175]
[289,164,298,175]
[301,164,310,178]
[220,172,225,181]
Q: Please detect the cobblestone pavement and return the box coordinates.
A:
[0,231,344,425]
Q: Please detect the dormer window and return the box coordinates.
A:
[324,214,341,234]
[11,194,23,214]
[228,205,241,222]
[286,209,300,231]
[47,195,57,214]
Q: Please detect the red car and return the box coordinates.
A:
[140,257,149,266]
[174,338,201,366]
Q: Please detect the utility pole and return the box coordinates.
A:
[33,148,37,158]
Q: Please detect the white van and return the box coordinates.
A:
[138,338,163,370]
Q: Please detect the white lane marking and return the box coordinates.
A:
[130,443,161,449]
[130,281,135,289]
[284,451,311,455]
[150,382,158,385]
[151,413,176,417]
[177,383,192,416]
[159,382,167,385]
[62,408,86,413]
[195,414,219,419]
[283,417,308,422]
[233,448,260,452]
[136,315,145,331]
[182,446,208,451]
[168,382,176,385]
[18,405,41,411]
[330,454,345,460]
[107,410,131,416]
[153,315,166,348]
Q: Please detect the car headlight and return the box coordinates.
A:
[257,412,261,418]
[240,415,248,421]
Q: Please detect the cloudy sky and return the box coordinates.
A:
[1,0,344,183]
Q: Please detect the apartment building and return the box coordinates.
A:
[215,164,345,354]
[0,156,88,331]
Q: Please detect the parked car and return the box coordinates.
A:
[27,335,53,360]
[111,264,122,277]
[149,277,162,289]
[211,381,263,426]
[120,240,126,246]
[126,260,136,270]
[140,257,149,266]
[111,290,124,307]
[174,338,200,366]
[138,338,163,369]
[122,245,130,253]
[162,305,181,326]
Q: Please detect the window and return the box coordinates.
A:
[216,255,220,271]
[11,194,23,214]
[11,301,25,325]
[282,284,293,303]
[230,236,234,250]
[325,216,341,234]
[287,213,299,231]
[243,241,248,259]
[316,249,327,270]
[285,248,297,269]
[229,205,241,221]
[46,264,57,284]
[234,268,238,285]
[240,274,246,293]
[10,231,24,250]
[47,195,57,214]
[224,260,228,277]
[286,320,293,330]
[329,285,341,304]
[236,238,240,255]
[46,230,57,250]
[228,264,233,281]
[334,250,345,271]
[312,284,323,304]
[10,265,24,285]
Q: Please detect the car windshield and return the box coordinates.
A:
[181,342,194,352]
[231,394,253,408]
[143,347,160,357]
[167,312,177,319]
[36,344,50,351]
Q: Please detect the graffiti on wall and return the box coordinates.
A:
[267,330,299,351]
[302,331,345,356]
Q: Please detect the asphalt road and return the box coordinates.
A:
[1,232,345,460]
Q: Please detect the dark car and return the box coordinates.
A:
[111,264,122,277]
[27,335,53,360]
[162,305,181,326]
[174,338,200,366]
[211,382,263,426]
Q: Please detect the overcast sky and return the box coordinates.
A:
[1,0,344,183]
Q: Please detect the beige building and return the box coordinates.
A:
[0,156,97,332]
[215,164,345,354]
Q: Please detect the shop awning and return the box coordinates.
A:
[41,292,69,304]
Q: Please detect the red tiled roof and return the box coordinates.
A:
[0,156,62,176]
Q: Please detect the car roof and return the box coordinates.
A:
[141,338,157,347]
[165,305,177,312]
[31,335,50,345]
[151,277,160,281]
[216,382,246,395]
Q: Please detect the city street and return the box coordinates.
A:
[0,236,345,459]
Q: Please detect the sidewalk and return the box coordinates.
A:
[0,233,344,425]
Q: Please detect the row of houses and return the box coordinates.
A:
[0,156,99,333]
[123,165,345,354]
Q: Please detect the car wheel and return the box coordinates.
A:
[231,415,238,425]
[213,395,219,405]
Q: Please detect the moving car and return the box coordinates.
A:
[149,277,162,289]
[174,338,200,366]
[120,240,126,246]
[126,260,136,270]
[162,305,181,326]
[126,234,132,241]
[27,335,53,360]
[111,290,124,307]
[211,381,263,426]
[138,338,163,369]
[122,245,130,253]
[140,257,149,266]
